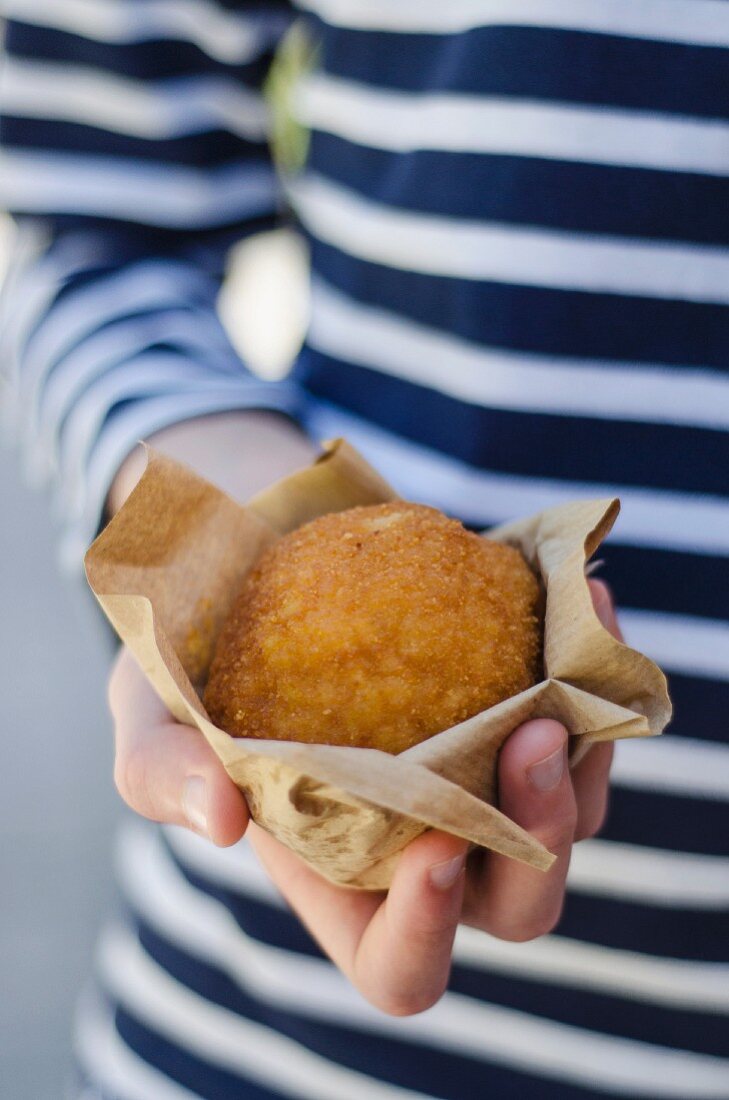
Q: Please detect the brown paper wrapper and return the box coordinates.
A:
[85,440,671,889]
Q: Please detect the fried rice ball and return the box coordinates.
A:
[203,502,542,754]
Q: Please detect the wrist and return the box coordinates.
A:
[107,410,315,517]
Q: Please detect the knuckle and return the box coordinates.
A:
[409,910,460,942]
[576,798,609,842]
[591,802,609,837]
[112,751,132,804]
[107,669,121,718]
[113,743,156,819]
[357,956,451,1017]
[536,803,577,855]
[495,900,564,944]
[107,649,131,715]
[375,985,445,1017]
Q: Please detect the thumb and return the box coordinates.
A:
[110,647,249,846]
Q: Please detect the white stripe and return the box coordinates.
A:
[166,741,727,905]
[37,309,238,469]
[612,735,729,801]
[568,839,729,908]
[306,403,729,557]
[453,928,729,1015]
[31,313,237,486]
[6,0,288,65]
[0,220,52,403]
[309,280,729,430]
[297,0,729,47]
[0,214,15,289]
[112,827,729,1097]
[164,825,287,907]
[17,262,214,445]
[619,610,729,681]
[156,824,729,1013]
[75,987,200,1100]
[0,151,278,228]
[299,74,729,178]
[0,226,96,410]
[99,932,433,1100]
[1,58,269,141]
[294,174,729,304]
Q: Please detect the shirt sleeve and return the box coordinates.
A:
[0,0,306,571]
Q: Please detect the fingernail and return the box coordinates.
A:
[182,776,209,836]
[527,745,565,792]
[429,853,466,891]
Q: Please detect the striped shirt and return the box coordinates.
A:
[1,2,728,1097]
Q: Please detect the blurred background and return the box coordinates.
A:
[0,426,118,1099]
[0,219,308,1098]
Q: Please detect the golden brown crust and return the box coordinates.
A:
[203,502,542,753]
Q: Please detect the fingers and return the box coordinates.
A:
[572,740,613,840]
[463,719,575,940]
[588,578,623,641]
[354,830,468,1015]
[250,822,468,1016]
[572,579,618,839]
[247,582,622,1004]
[248,823,384,984]
[109,648,249,846]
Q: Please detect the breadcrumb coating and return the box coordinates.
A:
[203,502,543,753]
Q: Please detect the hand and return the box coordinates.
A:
[250,579,620,1015]
[109,645,251,845]
[109,577,621,1016]
[108,410,314,843]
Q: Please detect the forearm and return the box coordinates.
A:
[0,2,301,569]
[107,410,316,516]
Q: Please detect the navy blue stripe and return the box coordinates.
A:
[164,826,729,972]
[297,350,729,494]
[317,22,729,121]
[115,1000,288,1099]
[667,674,729,745]
[128,915,684,1100]
[162,836,325,958]
[603,786,729,857]
[126,872,729,1060]
[557,893,728,961]
[595,545,729,624]
[307,243,729,370]
[217,0,290,7]
[5,19,285,83]
[461,532,729,640]
[309,133,729,247]
[1,116,267,168]
[37,213,282,263]
[448,962,729,1059]
[41,255,222,315]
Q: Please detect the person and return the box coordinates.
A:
[1,2,727,1097]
